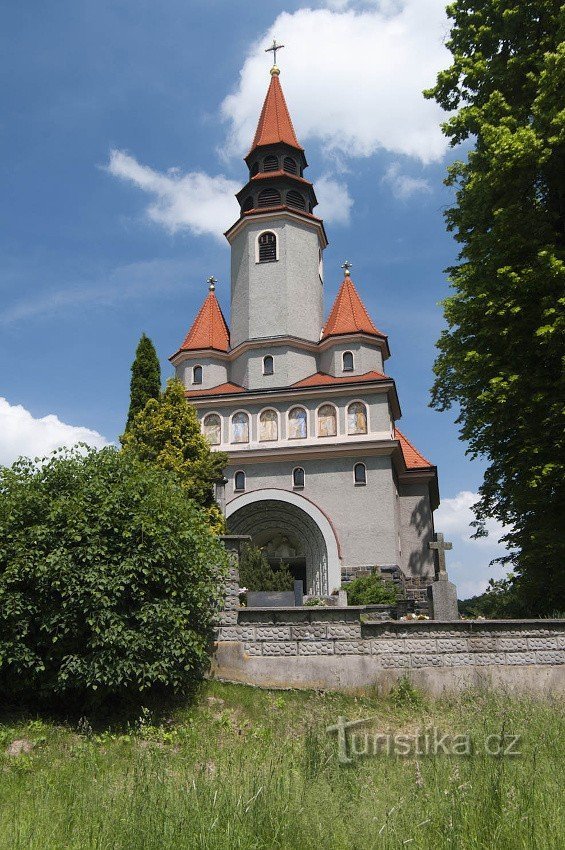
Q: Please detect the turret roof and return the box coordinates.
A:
[322,275,385,341]
[249,71,303,154]
[395,429,434,469]
[176,291,230,354]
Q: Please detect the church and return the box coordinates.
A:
[170,55,440,603]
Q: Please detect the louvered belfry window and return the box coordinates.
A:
[283,156,297,174]
[258,231,277,262]
[257,188,281,207]
[263,155,278,172]
[286,190,306,210]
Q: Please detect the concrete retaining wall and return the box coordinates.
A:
[212,606,565,695]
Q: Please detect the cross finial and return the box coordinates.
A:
[429,532,453,578]
[266,38,285,73]
[207,275,217,292]
[341,260,352,277]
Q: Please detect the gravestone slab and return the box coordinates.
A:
[247,591,296,608]
[428,577,459,621]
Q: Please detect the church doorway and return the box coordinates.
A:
[227,494,337,595]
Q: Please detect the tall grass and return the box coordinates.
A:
[0,682,563,849]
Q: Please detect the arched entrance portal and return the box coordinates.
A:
[226,489,341,596]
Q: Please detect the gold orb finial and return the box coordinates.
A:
[207,275,217,292]
[270,65,280,76]
[341,260,352,277]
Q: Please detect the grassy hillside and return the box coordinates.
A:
[1,681,563,849]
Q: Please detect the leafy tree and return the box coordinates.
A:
[459,574,527,618]
[125,333,161,432]
[345,572,398,606]
[425,1,565,614]
[121,378,228,532]
[0,447,228,706]
[238,544,294,592]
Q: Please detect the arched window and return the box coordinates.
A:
[347,402,368,435]
[263,155,278,172]
[288,406,308,439]
[258,188,281,207]
[234,471,246,491]
[203,413,221,446]
[286,190,306,210]
[342,351,354,372]
[259,409,278,442]
[283,156,297,174]
[293,467,305,488]
[354,463,367,485]
[263,355,274,375]
[242,196,253,212]
[192,365,203,384]
[250,161,259,177]
[258,231,277,262]
[231,412,249,443]
[318,404,337,437]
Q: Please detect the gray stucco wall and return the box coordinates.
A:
[398,481,435,578]
[319,340,384,377]
[176,356,228,391]
[226,454,399,569]
[230,345,318,390]
[229,216,324,348]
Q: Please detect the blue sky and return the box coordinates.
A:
[0,0,509,596]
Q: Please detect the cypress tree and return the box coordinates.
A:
[124,333,161,432]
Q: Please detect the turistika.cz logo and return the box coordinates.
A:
[326,716,522,764]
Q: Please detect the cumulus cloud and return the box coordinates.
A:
[435,491,512,599]
[107,150,240,241]
[381,162,432,199]
[313,175,353,224]
[0,398,109,467]
[221,1,449,163]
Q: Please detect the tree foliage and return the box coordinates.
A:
[125,333,161,432]
[121,379,228,532]
[425,1,565,613]
[238,544,294,592]
[459,574,528,619]
[345,573,398,606]
[0,447,228,706]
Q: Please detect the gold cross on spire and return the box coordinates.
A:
[265,38,285,69]
[207,275,217,292]
[341,260,352,277]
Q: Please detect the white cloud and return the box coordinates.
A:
[107,150,240,241]
[381,162,432,199]
[435,491,512,599]
[314,175,353,224]
[0,398,109,467]
[221,1,449,163]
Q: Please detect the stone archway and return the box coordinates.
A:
[226,489,341,595]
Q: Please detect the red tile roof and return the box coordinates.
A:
[178,291,230,353]
[250,170,311,186]
[395,429,434,469]
[322,276,385,341]
[292,370,388,388]
[249,73,303,154]
[185,382,246,398]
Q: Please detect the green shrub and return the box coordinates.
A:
[345,572,398,606]
[0,447,228,706]
[238,544,294,592]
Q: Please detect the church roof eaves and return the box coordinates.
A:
[224,206,328,247]
[291,370,389,389]
[185,382,246,398]
[249,170,312,187]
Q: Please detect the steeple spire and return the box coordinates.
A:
[248,64,303,155]
[322,267,386,341]
[176,281,229,353]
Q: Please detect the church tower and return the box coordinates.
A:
[170,52,440,602]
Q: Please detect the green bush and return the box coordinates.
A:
[345,572,398,606]
[238,544,294,592]
[0,447,228,706]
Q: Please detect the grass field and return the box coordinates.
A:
[1,680,563,849]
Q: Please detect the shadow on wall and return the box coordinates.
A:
[407,495,433,577]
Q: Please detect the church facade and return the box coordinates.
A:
[170,63,439,599]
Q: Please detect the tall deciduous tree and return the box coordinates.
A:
[426,1,564,613]
[121,378,228,532]
[125,333,161,432]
